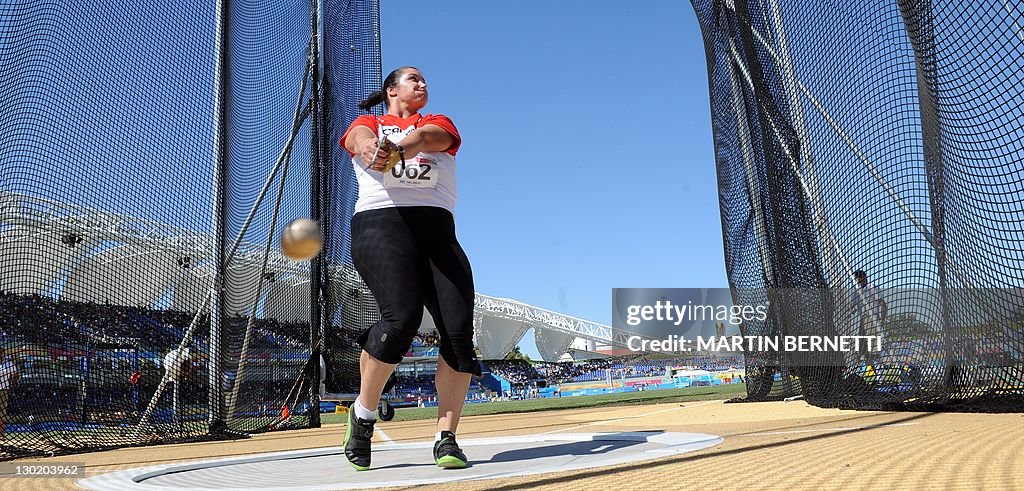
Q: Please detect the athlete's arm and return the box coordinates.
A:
[398,124,456,156]
[344,126,391,170]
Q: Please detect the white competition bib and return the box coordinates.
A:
[377,121,439,189]
[383,157,439,189]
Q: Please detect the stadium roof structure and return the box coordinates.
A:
[1,192,656,361]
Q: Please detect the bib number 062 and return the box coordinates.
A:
[390,163,432,180]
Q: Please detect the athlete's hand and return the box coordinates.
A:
[359,138,388,172]
[360,138,401,172]
[378,140,403,172]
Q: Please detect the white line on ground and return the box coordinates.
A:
[541,399,723,435]
[375,427,393,443]
[737,422,919,437]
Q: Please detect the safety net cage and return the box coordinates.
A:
[0,0,382,460]
[692,0,1024,411]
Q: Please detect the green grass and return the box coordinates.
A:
[319,383,748,425]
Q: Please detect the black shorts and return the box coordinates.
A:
[351,206,481,375]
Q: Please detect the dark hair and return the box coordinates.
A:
[853,270,867,279]
[358,66,418,111]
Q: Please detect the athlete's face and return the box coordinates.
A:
[388,69,428,110]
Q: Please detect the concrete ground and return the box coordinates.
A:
[3,399,1022,490]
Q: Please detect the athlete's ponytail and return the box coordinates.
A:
[357,90,386,110]
[357,66,418,111]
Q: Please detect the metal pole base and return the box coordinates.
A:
[208,419,252,440]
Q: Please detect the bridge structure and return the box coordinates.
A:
[471,294,654,361]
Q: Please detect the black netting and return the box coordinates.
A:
[693,0,1024,411]
[320,0,383,396]
[0,0,381,459]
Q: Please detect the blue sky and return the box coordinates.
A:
[378,1,729,357]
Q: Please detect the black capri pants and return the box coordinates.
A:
[351,206,481,376]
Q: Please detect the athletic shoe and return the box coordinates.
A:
[343,407,376,471]
[433,431,468,468]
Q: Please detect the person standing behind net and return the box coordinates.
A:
[339,66,480,471]
[0,351,20,439]
[853,269,887,362]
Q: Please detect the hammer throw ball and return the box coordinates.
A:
[280,218,323,261]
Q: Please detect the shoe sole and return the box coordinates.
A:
[343,416,370,471]
[436,455,467,468]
